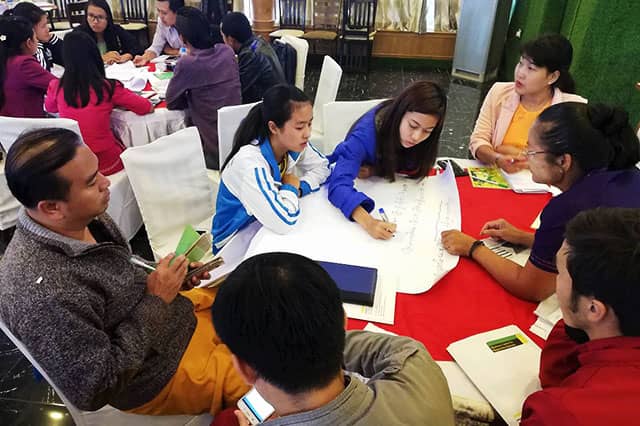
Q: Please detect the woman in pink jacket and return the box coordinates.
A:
[0,16,56,118]
[45,31,152,175]
[469,34,586,173]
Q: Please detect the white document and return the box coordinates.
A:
[245,164,461,295]
[529,293,562,339]
[150,54,174,63]
[447,325,542,426]
[105,61,140,81]
[529,318,554,340]
[363,323,397,335]
[500,169,551,194]
[197,221,262,287]
[51,63,65,78]
[341,271,395,324]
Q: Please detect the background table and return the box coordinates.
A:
[348,176,551,361]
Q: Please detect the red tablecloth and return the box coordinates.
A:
[347,177,552,360]
[145,63,168,108]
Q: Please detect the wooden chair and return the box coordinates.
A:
[120,0,149,45]
[67,1,88,28]
[338,0,378,73]
[270,0,306,38]
[301,0,342,57]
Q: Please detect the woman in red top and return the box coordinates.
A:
[0,15,56,118]
[45,31,152,175]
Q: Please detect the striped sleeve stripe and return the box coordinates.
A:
[254,168,299,225]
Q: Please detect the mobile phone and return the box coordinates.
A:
[237,388,275,425]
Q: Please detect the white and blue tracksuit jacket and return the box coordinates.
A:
[211,138,330,253]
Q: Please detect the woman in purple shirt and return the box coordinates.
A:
[442,102,640,302]
[0,16,55,118]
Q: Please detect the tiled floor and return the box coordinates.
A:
[0,57,492,425]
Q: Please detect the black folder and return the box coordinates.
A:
[317,261,377,307]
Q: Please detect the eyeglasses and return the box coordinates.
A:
[521,149,550,157]
[87,13,107,22]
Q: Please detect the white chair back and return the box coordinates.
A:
[0,116,142,238]
[281,34,309,90]
[321,99,386,155]
[217,102,260,168]
[312,55,343,136]
[0,318,212,426]
[120,127,217,259]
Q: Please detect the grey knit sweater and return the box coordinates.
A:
[0,210,196,411]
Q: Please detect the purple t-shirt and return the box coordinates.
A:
[530,168,640,273]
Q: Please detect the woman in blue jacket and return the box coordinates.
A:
[212,84,330,253]
[327,80,447,240]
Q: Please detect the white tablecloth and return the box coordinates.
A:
[111,108,187,148]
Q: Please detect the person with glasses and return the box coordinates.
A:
[442,102,640,302]
[133,0,184,66]
[74,0,142,64]
[469,34,587,173]
[4,2,64,71]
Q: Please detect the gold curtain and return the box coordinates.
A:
[434,0,459,32]
[375,0,423,32]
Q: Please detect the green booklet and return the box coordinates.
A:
[175,225,212,263]
[468,167,510,189]
[153,71,174,80]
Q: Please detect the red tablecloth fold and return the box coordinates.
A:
[348,176,552,360]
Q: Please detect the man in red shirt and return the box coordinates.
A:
[520,207,640,425]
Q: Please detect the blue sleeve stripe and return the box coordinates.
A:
[254,168,299,225]
[258,168,300,218]
[308,142,326,159]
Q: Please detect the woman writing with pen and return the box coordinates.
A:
[469,34,586,173]
[442,102,640,303]
[327,80,447,240]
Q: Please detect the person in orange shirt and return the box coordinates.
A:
[469,34,586,173]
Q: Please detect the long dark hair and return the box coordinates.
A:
[536,102,640,173]
[373,80,447,181]
[0,16,34,109]
[78,0,122,52]
[58,31,115,108]
[222,84,311,171]
[521,33,575,94]
[4,2,47,26]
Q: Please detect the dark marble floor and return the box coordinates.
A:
[0,57,492,425]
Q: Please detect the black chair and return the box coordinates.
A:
[338,0,377,73]
[301,0,342,57]
[67,1,88,28]
[48,0,71,30]
[202,0,232,26]
[119,0,149,45]
[270,0,306,38]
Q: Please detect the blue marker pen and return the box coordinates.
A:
[378,208,390,222]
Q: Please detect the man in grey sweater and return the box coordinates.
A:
[212,252,455,425]
[0,128,248,414]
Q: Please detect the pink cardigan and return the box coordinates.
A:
[45,79,152,154]
[469,82,587,157]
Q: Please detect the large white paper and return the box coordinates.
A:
[245,164,461,295]
[529,293,562,340]
[447,325,541,426]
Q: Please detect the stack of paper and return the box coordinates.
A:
[482,238,530,266]
[530,294,562,340]
[105,61,148,91]
[447,325,542,426]
[500,169,550,194]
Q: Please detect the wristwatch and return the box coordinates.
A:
[468,240,484,258]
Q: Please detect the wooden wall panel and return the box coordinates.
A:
[372,31,456,60]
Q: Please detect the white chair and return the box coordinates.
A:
[0,116,143,239]
[321,99,386,155]
[217,102,260,168]
[120,127,218,260]
[0,318,212,426]
[280,34,309,90]
[309,56,343,150]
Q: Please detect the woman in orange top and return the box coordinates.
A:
[469,34,586,173]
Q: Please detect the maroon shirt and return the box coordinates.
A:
[165,44,241,170]
[0,55,56,118]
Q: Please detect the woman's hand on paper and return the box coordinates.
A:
[441,230,475,256]
[103,51,121,65]
[495,146,528,173]
[358,164,375,179]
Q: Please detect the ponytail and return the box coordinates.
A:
[536,102,640,173]
[0,16,34,109]
[221,84,311,171]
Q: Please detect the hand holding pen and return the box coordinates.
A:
[365,207,396,240]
